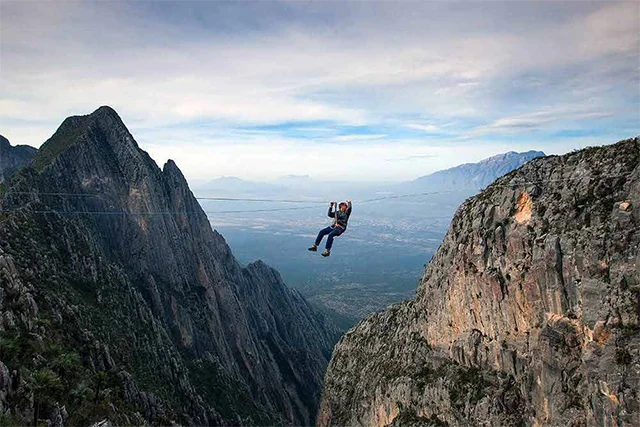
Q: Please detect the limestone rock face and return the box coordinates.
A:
[0,135,37,183]
[0,106,340,426]
[319,138,639,427]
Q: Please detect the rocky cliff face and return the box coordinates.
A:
[319,138,639,426]
[0,106,340,426]
[0,135,37,183]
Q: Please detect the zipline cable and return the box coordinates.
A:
[196,196,326,203]
[0,192,455,216]
[0,205,321,216]
[0,171,634,216]
[3,171,633,204]
[5,192,327,204]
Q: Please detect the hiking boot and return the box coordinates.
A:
[321,250,331,257]
[308,245,318,252]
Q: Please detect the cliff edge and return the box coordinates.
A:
[319,138,639,426]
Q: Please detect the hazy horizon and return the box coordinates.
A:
[191,148,549,183]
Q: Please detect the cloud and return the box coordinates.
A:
[0,0,637,179]
[332,134,387,142]
[470,107,616,137]
[294,127,336,133]
[404,124,440,133]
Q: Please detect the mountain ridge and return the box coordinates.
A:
[0,106,340,426]
[412,149,545,191]
[0,135,37,183]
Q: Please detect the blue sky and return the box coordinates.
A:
[1,0,638,181]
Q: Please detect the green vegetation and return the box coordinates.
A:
[390,411,449,426]
[188,358,276,426]
[33,116,89,172]
[28,368,63,425]
[0,213,179,424]
[0,413,26,427]
[447,366,486,408]
[412,361,489,409]
[0,326,136,426]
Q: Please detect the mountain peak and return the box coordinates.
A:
[51,106,122,136]
[0,135,37,183]
[163,158,180,171]
[88,105,127,127]
[33,106,140,173]
[162,159,188,186]
[0,134,10,149]
[94,105,119,116]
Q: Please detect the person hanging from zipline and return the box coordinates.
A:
[308,200,352,257]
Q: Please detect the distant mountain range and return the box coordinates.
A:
[410,150,545,191]
[0,135,37,183]
[191,151,546,202]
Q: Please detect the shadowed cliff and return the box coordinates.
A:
[0,106,340,426]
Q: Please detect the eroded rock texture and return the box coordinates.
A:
[319,138,639,427]
[0,106,340,426]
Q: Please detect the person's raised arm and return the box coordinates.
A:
[328,201,335,217]
[346,200,352,216]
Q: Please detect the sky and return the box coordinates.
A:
[1,0,638,182]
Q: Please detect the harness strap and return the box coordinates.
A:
[331,202,337,227]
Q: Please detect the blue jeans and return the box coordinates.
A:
[315,225,344,250]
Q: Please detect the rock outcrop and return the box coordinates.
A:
[0,106,340,426]
[0,135,37,183]
[319,138,639,426]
